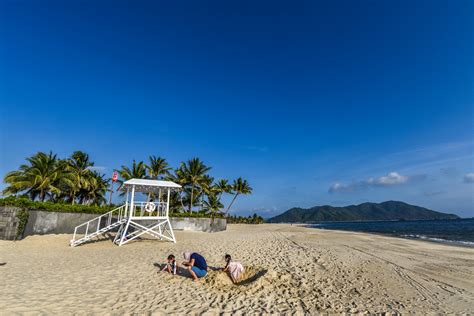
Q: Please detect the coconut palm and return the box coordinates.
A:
[116,160,147,195]
[117,160,147,182]
[196,175,214,211]
[214,179,232,200]
[79,171,108,205]
[224,177,252,215]
[3,151,64,201]
[146,156,171,180]
[203,193,224,222]
[175,158,211,213]
[145,156,171,200]
[167,190,184,213]
[65,151,94,204]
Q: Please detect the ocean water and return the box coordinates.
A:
[309,218,474,247]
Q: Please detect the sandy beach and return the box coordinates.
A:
[1,224,473,314]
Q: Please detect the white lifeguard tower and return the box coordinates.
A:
[70,178,181,247]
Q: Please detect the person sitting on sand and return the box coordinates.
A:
[161,254,177,275]
[182,251,207,281]
[222,254,244,284]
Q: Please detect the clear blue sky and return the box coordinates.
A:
[1,0,473,217]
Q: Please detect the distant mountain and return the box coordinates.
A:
[268,201,459,223]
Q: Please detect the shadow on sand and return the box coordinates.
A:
[236,269,267,286]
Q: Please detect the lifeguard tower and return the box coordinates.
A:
[70,179,181,247]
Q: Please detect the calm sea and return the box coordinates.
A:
[309,218,474,247]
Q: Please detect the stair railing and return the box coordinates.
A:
[71,205,126,246]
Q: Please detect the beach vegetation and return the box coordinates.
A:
[224,178,253,215]
[2,151,259,221]
[15,209,29,239]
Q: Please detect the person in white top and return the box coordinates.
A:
[222,254,244,284]
[161,254,177,275]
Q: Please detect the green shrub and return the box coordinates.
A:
[15,209,29,239]
[170,211,225,219]
[0,196,263,223]
[0,196,113,214]
[0,197,223,218]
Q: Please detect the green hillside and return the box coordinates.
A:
[268,201,459,223]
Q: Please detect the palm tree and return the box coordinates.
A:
[116,160,147,195]
[3,151,64,201]
[175,158,211,213]
[80,171,108,205]
[145,156,171,200]
[197,175,214,212]
[117,160,147,181]
[224,177,252,215]
[214,179,232,200]
[146,156,171,180]
[167,190,184,213]
[203,193,224,222]
[65,151,94,204]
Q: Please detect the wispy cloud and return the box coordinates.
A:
[346,141,474,177]
[247,206,279,217]
[463,173,474,183]
[423,190,445,197]
[329,171,425,193]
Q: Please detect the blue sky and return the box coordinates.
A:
[1,0,473,217]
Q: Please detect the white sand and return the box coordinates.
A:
[0,224,473,314]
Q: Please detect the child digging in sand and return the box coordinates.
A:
[222,254,244,284]
[161,254,177,275]
[183,251,208,282]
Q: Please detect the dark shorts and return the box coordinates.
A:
[191,266,207,278]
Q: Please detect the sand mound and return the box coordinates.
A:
[204,266,268,290]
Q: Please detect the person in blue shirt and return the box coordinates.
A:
[182,251,208,281]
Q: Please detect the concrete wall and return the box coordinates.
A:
[24,211,226,235]
[170,217,226,233]
[0,206,22,240]
[24,211,101,235]
[0,207,226,239]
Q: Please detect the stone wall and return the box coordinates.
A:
[0,206,226,240]
[0,206,22,240]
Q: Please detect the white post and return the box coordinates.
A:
[130,185,135,218]
[125,188,130,209]
[166,188,170,217]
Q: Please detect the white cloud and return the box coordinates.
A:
[372,172,408,185]
[329,183,345,192]
[329,171,422,193]
[464,173,474,183]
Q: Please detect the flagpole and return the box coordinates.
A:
[109,171,118,205]
[109,181,114,205]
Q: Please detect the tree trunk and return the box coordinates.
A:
[210,209,216,224]
[189,184,194,213]
[40,190,46,202]
[200,191,205,212]
[224,193,239,215]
